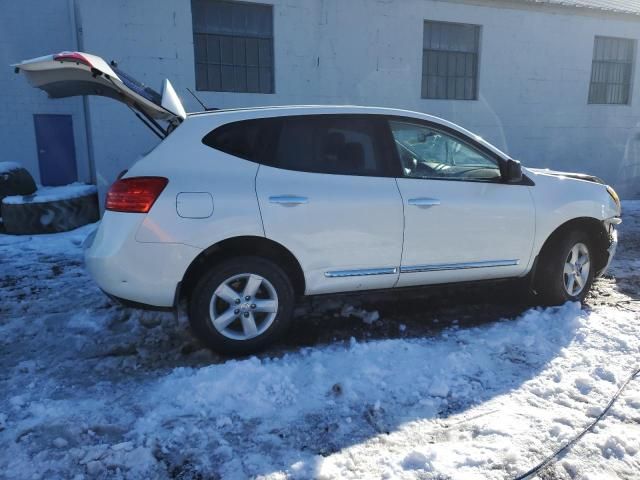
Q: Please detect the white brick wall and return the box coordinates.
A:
[0,0,90,185]
[4,0,640,197]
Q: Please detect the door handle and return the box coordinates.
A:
[408,197,441,208]
[268,195,308,206]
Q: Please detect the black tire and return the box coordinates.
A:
[534,230,595,305]
[189,256,295,355]
[0,165,36,204]
[1,192,99,235]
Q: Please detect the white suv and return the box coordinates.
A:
[17,52,621,354]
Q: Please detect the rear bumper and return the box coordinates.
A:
[102,291,177,311]
[84,212,201,308]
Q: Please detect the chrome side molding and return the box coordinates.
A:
[324,267,398,278]
[400,259,519,274]
[325,260,519,278]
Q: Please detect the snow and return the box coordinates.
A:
[0,161,22,174]
[0,202,639,479]
[340,304,380,324]
[2,183,97,205]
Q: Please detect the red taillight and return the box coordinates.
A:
[105,177,168,213]
[53,51,92,67]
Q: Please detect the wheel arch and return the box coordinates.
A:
[535,216,610,276]
[179,236,306,303]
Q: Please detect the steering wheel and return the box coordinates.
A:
[401,150,437,176]
[413,160,438,175]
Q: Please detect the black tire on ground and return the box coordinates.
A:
[534,230,595,305]
[1,193,100,234]
[189,256,295,356]
[0,166,36,203]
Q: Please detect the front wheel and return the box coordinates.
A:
[189,257,295,355]
[535,230,595,305]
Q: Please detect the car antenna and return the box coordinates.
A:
[186,87,218,111]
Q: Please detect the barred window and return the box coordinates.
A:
[588,36,635,105]
[421,20,480,100]
[192,0,274,93]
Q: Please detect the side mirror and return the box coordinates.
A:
[505,159,523,183]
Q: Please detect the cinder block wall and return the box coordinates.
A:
[0,0,90,185]
[12,0,640,199]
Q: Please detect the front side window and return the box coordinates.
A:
[588,36,635,105]
[389,120,501,181]
[274,116,386,176]
[192,0,274,93]
[421,20,480,100]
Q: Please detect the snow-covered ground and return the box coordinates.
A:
[1,203,639,480]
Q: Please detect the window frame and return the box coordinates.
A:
[383,116,523,185]
[266,114,398,178]
[203,114,399,178]
[421,20,481,101]
[588,35,636,106]
[192,0,275,94]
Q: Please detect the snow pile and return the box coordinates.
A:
[0,202,639,479]
[0,161,22,174]
[124,303,637,479]
[2,183,97,205]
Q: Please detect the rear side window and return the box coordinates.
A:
[202,118,278,163]
[274,116,386,176]
[203,115,388,176]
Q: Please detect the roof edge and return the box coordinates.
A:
[439,0,640,20]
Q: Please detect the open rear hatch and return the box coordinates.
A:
[13,51,186,138]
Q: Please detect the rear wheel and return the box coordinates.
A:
[535,230,595,305]
[189,257,295,355]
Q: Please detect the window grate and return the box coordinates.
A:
[421,20,480,100]
[588,36,635,105]
[192,0,274,93]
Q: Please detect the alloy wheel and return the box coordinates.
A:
[208,273,279,340]
[563,242,590,297]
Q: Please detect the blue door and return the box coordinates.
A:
[33,114,78,186]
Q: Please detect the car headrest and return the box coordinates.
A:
[341,142,365,170]
[323,131,346,154]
